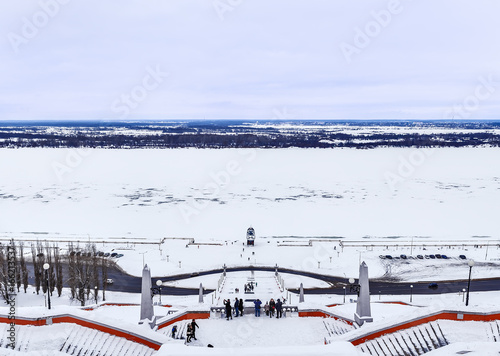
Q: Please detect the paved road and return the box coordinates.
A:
[27,263,500,296]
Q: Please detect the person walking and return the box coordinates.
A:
[264,301,270,316]
[254,298,262,317]
[190,319,199,340]
[234,298,240,317]
[224,299,232,320]
[276,299,283,319]
[186,323,193,343]
[269,298,276,318]
[171,325,177,339]
[238,298,244,316]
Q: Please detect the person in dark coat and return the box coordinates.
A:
[275,299,283,318]
[224,299,232,320]
[238,298,244,316]
[269,298,276,318]
[171,325,177,338]
[234,298,240,317]
[253,299,262,317]
[191,319,199,340]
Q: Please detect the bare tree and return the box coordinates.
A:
[101,256,109,302]
[20,243,28,293]
[67,243,76,299]
[36,242,46,294]
[54,244,63,297]
[44,243,55,296]
[15,244,21,292]
[91,245,99,303]
[67,244,96,306]
[30,244,41,295]
[0,246,9,302]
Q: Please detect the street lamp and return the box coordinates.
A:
[343,286,346,303]
[156,280,163,305]
[94,286,98,304]
[43,263,51,310]
[410,285,413,303]
[466,260,475,306]
[151,280,163,305]
[462,288,466,303]
[348,278,360,296]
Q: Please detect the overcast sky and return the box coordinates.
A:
[1,0,499,121]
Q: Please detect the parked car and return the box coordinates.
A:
[379,255,386,259]
[435,254,442,259]
[459,255,467,260]
[98,251,104,257]
[385,255,393,259]
[106,278,114,284]
[441,255,448,259]
[428,283,438,289]
[103,252,110,257]
[429,255,436,259]
[110,252,117,258]
[116,254,124,258]
[400,254,407,259]
[424,255,430,259]
[417,255,424,259]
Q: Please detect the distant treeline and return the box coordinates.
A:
[1,121,500,148]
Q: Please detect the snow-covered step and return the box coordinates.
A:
[88,330,108,356]
[107,336,126,355]
[160,320,190,340]
[98,332,116,355]
[357,321,453,355]
[323,318,355,337]
[0,323,158,356]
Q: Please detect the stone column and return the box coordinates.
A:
[354,261,373,326]
[199,283,204,303]
[299,283,305,303]
[140,264,154,322]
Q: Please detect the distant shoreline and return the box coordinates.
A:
[1,121,500,149]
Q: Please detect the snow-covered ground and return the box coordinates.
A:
[1,147,499,241]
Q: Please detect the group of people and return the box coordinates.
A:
[244,282,256,293]
[171,319,199,343]
[223,297,244,320]
[253,298,284,318]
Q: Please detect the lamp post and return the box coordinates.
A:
[343,286,346,303]
[151,280,163,305]
[462,288,466,303]
[465,260,475,306]
[348,278,360,296]
[410,285,413,303]
[156,280,163,305]
[43,263,51,310]
[139,251,148,267]
[94,286,98,304]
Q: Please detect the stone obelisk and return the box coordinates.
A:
[199,283,204,303]
[140,264,154,322]
[354,261,373,326]
[299,283,305,303]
